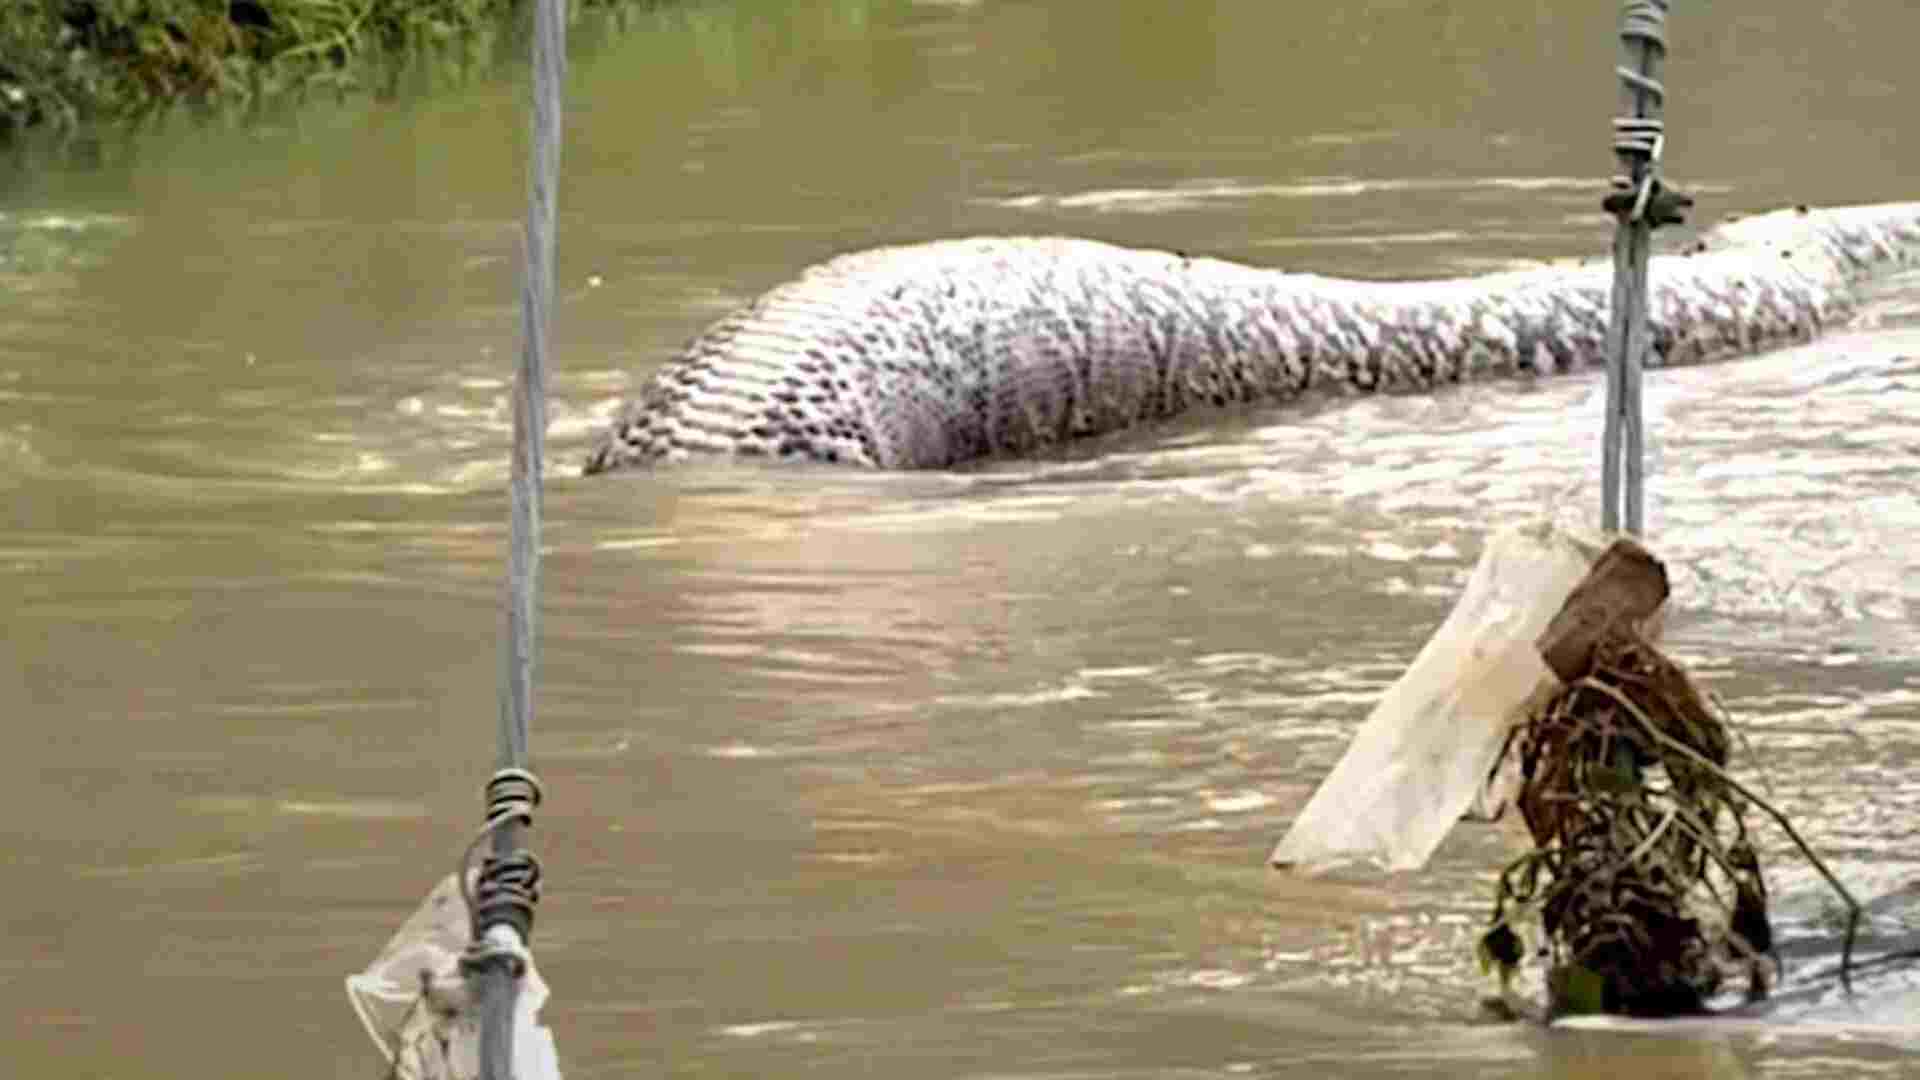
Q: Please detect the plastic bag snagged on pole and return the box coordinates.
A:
[346,874,562,1080]
[1270,521,1603,873]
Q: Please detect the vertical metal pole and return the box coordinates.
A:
[475,0,565,1077]
[1603,233,1628,534]
[1606,0,1670,536]
[1624,224,1650,536]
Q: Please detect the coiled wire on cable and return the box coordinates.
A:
[1605,0,1690,229]
[1611,0,1674,225]
[460,768,545,975]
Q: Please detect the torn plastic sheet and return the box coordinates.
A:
[346,873,562,1080]
[1270,521,1602,873]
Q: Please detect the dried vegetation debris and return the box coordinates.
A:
[1478,541,1858,1017]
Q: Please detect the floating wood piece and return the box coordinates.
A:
[1534,538,1669,684]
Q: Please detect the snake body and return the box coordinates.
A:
[584,203,1920,472]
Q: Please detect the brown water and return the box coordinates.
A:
[4,2,1920,1077]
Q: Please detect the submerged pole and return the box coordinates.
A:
[469,0,566,1077]
[1602,0,1689,536]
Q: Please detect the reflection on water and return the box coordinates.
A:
[3,2,1919,1078]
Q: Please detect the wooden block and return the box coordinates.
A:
[1534,538,1670,683]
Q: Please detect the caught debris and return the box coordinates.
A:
[1479,540,1861,1017]
[1269,521,1600,872]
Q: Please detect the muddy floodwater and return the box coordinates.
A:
[4,2,1919,1077]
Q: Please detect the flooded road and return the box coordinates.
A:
[3,1,1918,1077]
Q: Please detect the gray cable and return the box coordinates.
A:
[469,0,566,1077]
[501,0,565,794]
[1605,0,1673,536]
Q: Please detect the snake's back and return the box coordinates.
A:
[585,204,1920,473]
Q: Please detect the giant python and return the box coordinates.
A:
[584,203,1920,473]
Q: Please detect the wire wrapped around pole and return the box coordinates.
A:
[1602,0,1688,537]
[462,769,546,950]
[467,0,566,1076]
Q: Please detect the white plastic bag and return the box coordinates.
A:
[1270,521,1600,872]
[346,873,562,1080]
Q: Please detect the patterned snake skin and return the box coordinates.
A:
[584,203,1920,472]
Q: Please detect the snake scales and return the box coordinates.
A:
[585,203,1920,473]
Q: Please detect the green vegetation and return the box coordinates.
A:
[0,0,666,139]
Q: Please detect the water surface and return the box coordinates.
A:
[4,2,1919,1077]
